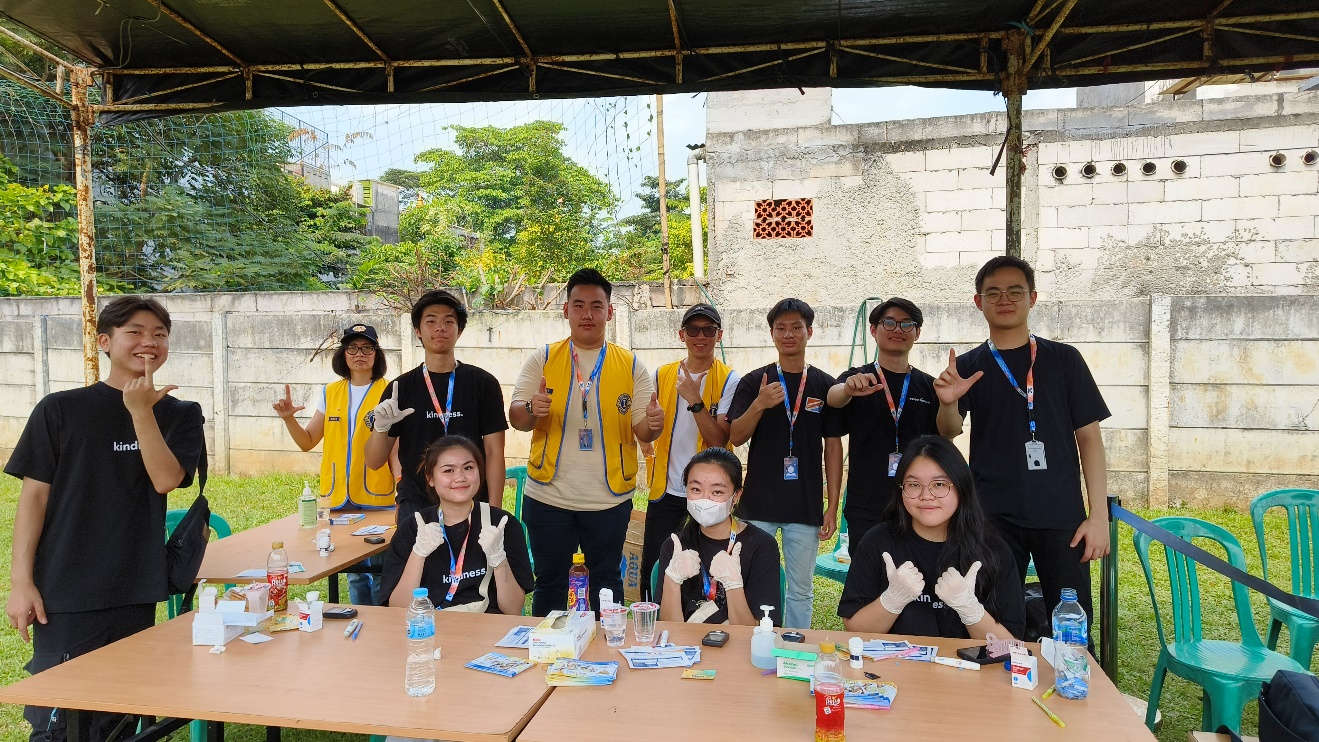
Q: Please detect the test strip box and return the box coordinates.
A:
[529,610,596,663]
[1010,646,1038,690]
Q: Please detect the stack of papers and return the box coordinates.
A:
[465,652,535,677]
[617,645,702,669]
[860,640,937,662]
[495,625,534,649]
[838,680,899,709]
[544,659,620,686]
[329,513,365,525]
[351,525,390,536]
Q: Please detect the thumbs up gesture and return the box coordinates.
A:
[753,372,785,412]
[878,552,925,615]
[531,376,552,418]
[933,348,983,406]
[646,392,664,434]
[665,534,702,584]
[935,561,986,626]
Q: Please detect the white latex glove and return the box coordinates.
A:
[412,512,446,558]
[479,516,509,569]
[709,541,744,592]
[369,382,414,433]
[879,552,925,615]
[665,534,702,584]
[934,561,985,625]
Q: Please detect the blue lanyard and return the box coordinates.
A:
[699,521,739,601]
[775,364,809,457]
[439,511,473,606]
[570,343,607,426]
[421,363,457,433]
[874,363,910,453]
[986,335,1038,439]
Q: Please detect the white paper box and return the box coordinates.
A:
[528,610,596,663]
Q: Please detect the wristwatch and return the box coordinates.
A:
[686,400,705,414]
[523,400,534,415]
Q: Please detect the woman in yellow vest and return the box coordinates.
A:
[273,323,399,604]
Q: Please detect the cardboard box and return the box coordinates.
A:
[1010,646,1038,690]
[529,610,597,663]
[773,647,817,681]
[621,509,646,602]
[191,592,271,646]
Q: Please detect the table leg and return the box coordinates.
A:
[265,726,281,742]
[206,720,225,742]
[327,572,339,603]
[67,709,83,742]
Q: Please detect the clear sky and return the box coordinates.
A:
[280,86,1077,215]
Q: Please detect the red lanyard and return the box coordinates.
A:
[874,362,911,453]
[775,364,810,457]
[569,342,605,426]
[440,508,474,605]
[420,362,456,433]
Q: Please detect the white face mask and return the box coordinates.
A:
[687,497,733,527]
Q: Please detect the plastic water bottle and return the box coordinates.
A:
[405,588,436,697]
[266,541,289,612]
[298,481,316,528]
[567,552,589,611]
[1051,587,1089,700]
[813,640,846,741]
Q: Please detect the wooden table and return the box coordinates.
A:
[0,607,548,742]
[1189,734,1259,742]
[519,622,1158,742]
[196,510,396,603]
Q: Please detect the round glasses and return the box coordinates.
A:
[878,318,918,333]
[345,344,377,356]
[901,479,954,499]
[979,287,1029,303]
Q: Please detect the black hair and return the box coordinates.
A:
[418,435,487,506]
[975,256,1036,293]
[411,290,468,332]
[766,298,814,329]
[330,336,387,381]
[879,435,1010,623]
[566,268,612,301]
[869,297,924,328]
[675,448,744,549]
[97,296,171,336]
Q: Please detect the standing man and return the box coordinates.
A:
[826,297,941,546]
[509,268,663,615]
[365,289,508,523]
[935,255,1110,637]
[727,298,843,630]
[640,303,741,601]
[6,296,204,742]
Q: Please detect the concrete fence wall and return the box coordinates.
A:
[0,291,1314,509]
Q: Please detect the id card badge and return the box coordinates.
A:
[887,452,902,477]
[783,456,799,481]
[579,428,594,451]
[1025,440,1048,470]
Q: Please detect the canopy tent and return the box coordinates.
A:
[0,1,1315,120]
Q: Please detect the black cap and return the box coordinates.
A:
[682,303,721,327]
[341,323,379,345]
[869,297,924,328]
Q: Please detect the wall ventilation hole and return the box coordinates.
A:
[1170,159,1187,175]
[1141,161,1157,175]
[1052,165,1068,180]
[753,198,813,239]
[1080,162,1097,178]
[1270,152,1287,168]
[1303,150,1318,166]
[1111,162,1128,176]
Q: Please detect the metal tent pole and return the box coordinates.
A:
[71,67,99,385]
[1003,30,1026,258]
[656,94,673,308]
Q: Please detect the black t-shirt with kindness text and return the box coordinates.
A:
[956,336,1110,530]
[726,364,842,526]
[835,365,939,522]
[656,522,783,625]
[380,503,534,611]
[380,362,508,509]
[837,523,1026,640]
[5,383,204,613]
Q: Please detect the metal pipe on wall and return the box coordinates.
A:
[687,147,705,280]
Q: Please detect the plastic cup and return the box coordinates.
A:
[602,606,628,647]
[630,601,659,644]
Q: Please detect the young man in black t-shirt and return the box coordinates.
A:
[726,298,843,630]
[365,290,508,522]
[827,297,941,545]
[5,297,204,742]
[935,256,1111,635]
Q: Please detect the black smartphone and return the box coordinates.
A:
[956,645,1021,664]
[701,630,729,648]
[781,631,805,643]
[324,607,358,620]
[364,536,385,545]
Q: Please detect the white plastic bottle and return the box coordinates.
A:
[751,605,777,670]
[405,588,436,697]
[298,481,316,528]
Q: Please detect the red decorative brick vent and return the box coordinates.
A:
[753,198,813,238]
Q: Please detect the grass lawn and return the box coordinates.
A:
[0,473,1312,742]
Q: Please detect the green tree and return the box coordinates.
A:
[612,176,704,281]
[0,154,79,295]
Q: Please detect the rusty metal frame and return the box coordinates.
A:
[666,0,684,83]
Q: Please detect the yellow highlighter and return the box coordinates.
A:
[1032,695,1065,728]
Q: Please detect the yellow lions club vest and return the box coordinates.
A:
[528,339,640,496]
[321,378,395,508]
[647,359,734,500]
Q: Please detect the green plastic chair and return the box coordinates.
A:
[1250,488,1319,668]
[164,509,233,619]
[506,465,528,520]
[814,491,850,584]
[1134,515,1306,733]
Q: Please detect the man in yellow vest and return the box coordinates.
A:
[510,269,663,616]
[639,304,740,601]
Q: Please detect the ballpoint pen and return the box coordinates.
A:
[350,620,364,641]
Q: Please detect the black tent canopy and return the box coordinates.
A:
[0,0,1316,119]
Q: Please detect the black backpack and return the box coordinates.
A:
[165,435,209,612]
[1258,670,1319,742]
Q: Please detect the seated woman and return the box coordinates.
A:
[381,436,533,613]
[657,448,782,626]
[837,435,1025,640]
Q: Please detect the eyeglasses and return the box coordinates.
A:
[878,318,918,333]
[979,287,1029,303]
[345,344,377,355]
[901,479,954,499]
[683,325,719,338]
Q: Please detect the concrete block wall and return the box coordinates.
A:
[2,292,1314,509]
[706,89,1319,310]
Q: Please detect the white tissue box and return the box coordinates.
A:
[529,610,596,663]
